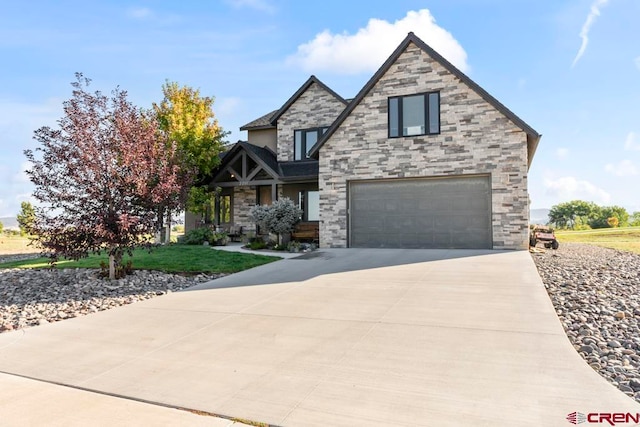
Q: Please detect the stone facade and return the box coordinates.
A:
[233,187,256,232]
[277,82,345,162]
[318,42,530,250]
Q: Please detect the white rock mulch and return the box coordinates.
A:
[532,243,640,402]
[0,267,224,333]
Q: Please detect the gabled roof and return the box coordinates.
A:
[308,32,541,167]
[269,75,348,125]
[209,141,319,184]
[210,141,280,185]
[239,109,278,131]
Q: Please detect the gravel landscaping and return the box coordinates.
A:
[532,243,640,402]
[0,267,224,332]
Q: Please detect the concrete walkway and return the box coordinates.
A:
[0,249,638,426]
[211,241,305,259]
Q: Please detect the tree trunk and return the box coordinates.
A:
[155,207,165,244]
[165,211,172,244]
[109,254,115,280]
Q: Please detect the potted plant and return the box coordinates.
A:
[212,231,228,246]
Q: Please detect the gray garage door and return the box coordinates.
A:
[349,176,492,249]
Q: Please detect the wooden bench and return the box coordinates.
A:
[225,225,244,242]
[291,223,319,242]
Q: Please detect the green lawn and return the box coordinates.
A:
[0,245,279,274]
[555,226,640,254]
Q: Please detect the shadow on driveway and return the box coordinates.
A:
[188,247,508,290]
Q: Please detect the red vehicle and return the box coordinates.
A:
[529,225,559,250]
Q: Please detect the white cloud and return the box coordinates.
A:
[544,176,611,204]
[226,0,275,13]
[605,160,638,177]
[287,9,469,75]
[572,0,610,68]
[635,56,640,71]
[555,147,569,159]
[625,132,640,151]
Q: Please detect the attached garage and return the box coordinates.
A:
[348,175,492,249]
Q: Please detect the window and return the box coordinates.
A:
[298,190,320,221]
[217,195,231,223]
[388,92,440,137]
[294,127,329,161]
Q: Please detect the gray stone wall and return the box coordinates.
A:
[319,42,530,250]
[233,187,256,234]
[277,82,345,162]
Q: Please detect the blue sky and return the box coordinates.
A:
[1,0,639,217]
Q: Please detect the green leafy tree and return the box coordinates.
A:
[16,201,36,235]
[153,81,228,241]
[548,200,598,229]
[631,211,640,227]
[0,220,4,234]
[588,205,629,229]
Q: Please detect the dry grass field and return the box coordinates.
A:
[555,227,640,254]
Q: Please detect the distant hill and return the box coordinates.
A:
[530,208,550,225]
[0,217,19,230]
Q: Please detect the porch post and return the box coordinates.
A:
[271,183,277,202]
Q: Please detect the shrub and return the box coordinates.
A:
[248,204,270,232]
[249,198,302,243]
[179,227,213,245]
[247,239,267,250]
[172,224,185,233]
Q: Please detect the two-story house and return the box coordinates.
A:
[187,32,540,250]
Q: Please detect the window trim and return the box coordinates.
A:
[215,192,233,225]
[294,126,329,161]
[388,91,440,138]
[298,189,320,222]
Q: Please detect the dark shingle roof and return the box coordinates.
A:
[308,32,541,168]
[239,110,278,131]
[239,141,279,174]
[279,160,319,180]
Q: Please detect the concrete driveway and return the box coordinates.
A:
[0,249,638,426]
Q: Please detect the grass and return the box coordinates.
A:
[555,226,640,254]
[0,234,39,255]
[0,244,279,274]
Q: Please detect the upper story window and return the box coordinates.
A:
[388,92,440,138]
[294,127,329,161]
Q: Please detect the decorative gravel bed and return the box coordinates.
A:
[0,268,225,332]
[532,243,640,402]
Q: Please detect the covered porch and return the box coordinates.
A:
[186,141,319,242]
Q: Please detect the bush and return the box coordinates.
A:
[172,224,185,233]
[179,227,213,245]
[178,227,229,245]
[249,198,303,243]
[246,239,267,250]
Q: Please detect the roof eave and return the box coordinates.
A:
[239,124,276,131]
[527,133,542,171]
[280,175,319,182]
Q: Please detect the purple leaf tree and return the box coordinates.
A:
[24,74,186,279]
